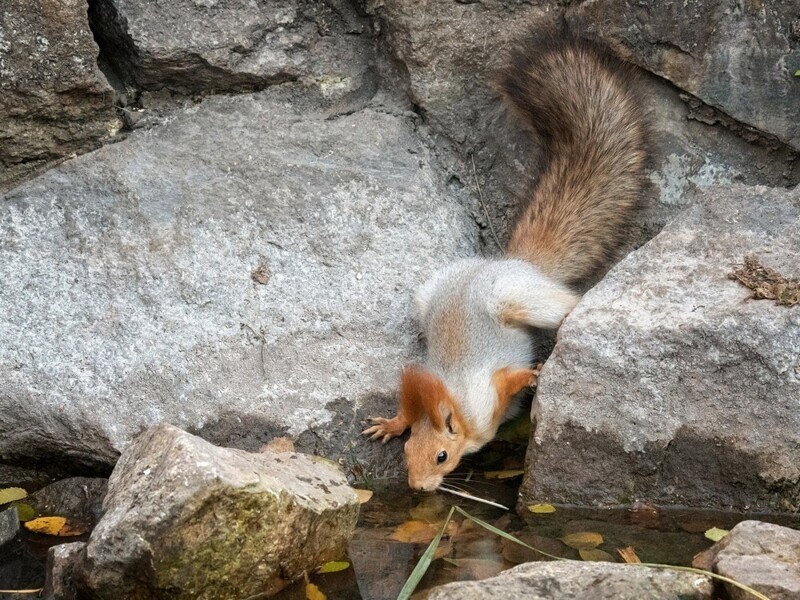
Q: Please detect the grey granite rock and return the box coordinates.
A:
[0,86,477,473]
[44,542,86,600]
[521,184,800,511]
[89,0,378,107]
[425,560,713,599]
[568,0,800,151]
[0,0,122,192]
[710,521,800,600]
[370,1,798,252]
[28,478,108,529]
[0,505,19,547]
[77,424,359,599]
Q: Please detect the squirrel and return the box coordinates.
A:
[363,33,649,491]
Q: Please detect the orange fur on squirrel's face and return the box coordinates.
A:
[400,366,536,491]
[399,367,472,491]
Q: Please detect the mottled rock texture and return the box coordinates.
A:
[0,505,19,547]
[522,184,800,511]
[44,542,85,600]
[77,424,359,599]
[0,0,122,191]
[0,86,477,472]
[369,0,798,248]
[425,560,713,599]
[568,0,800,150]
[27,477,108,529]
[89,0,378,105]
[700,520,800,600]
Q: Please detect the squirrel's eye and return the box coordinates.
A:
[436,451,448,464]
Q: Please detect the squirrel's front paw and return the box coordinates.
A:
[362,416,406,444]
[529,362,544,387]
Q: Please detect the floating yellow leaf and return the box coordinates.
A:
[0,488,27,505]
[409,496,446,522]
[317,561,350,574]
[704,527,730,542]
[305,582,326,600]
[527,503,556,514]
[24,516,67,536]
[15,503,36,522]
[617,546,641,563]
[353,489,373,504]
[389,520,457,544]
[483,469,525,480]
[389,520,438,543]
[579,548,615,562]
[560,531,604,550]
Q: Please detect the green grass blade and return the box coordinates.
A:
[453,506,566,561]
[397,506,455,600]
[454,507,771,600]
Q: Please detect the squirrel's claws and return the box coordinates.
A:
[362,416,405,443]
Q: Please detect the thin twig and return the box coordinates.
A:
[471,153,503,253]
[240,323,267,377]
[438,485,508,510]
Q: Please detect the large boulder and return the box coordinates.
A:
[425,561,713,599]
[521,184,800,511]
[0,85,477,473]
[0,0,122,192]
[77,424,359,599]
[568,0,800,151]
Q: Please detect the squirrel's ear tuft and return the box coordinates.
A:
[399,366,450,431]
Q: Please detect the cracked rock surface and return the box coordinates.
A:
[0,0,122,191]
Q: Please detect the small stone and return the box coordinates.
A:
[44,542,86,600]
[425,561,713,599]
[708,521,800,600]
[0,505,20,547]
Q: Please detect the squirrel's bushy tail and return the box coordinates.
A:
[497,34,649,289]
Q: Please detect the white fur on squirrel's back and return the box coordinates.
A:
[415,257,578,435]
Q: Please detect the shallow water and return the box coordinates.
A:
[273,470,800,600]
[2,462,799,599]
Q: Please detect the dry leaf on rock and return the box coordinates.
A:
[317,561,350,574]
[305,582,326,600]
[704,527,729,542]
[527,503,556,514]
[390,520,456,544]
[483,469,524,480]
[353,489,373,504]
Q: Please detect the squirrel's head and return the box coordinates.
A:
[399,365,534,491]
